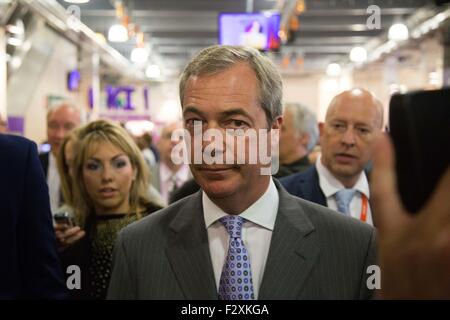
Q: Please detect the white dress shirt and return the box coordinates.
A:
[159,162,190,205]
[315,155,372,225]
[203,178,279,299]
[47,153,61,215]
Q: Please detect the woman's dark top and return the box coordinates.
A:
[60,203,162,300]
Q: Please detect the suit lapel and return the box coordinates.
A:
[300,166,327,206]
[259,182,320,299]
[165,191,218,299]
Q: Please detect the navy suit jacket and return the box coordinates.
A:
[0,134,67,299]
[38,151,49,177]
[280,166,327,206]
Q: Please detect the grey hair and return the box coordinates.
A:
[284,102,319,152]
[179,45,283,126]
[46,101,81,121]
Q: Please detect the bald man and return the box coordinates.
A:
[281,88,384,225]
[151,122,191,205]
[39,103,81,213]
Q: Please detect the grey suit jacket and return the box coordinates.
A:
[107,180,377,300]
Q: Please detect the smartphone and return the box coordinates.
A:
[389,88,450,213]
[54,211,75,228]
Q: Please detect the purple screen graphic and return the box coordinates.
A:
[218,13,281,51]
[67,69,81,91]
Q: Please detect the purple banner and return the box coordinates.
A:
[7,116,24,135]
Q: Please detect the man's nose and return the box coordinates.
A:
[54,127,66,138]
[341,127,357,146]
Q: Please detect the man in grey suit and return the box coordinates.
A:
[107,45,377,300]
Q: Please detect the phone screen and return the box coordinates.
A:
[54,212,75,228]
[389,88,450,213]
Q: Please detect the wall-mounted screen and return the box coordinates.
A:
[218,12,281,51]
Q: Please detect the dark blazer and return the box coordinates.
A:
[280,166,327,206]
[38,151,50,178]
[0,134,67,299]
[107,180,377,299]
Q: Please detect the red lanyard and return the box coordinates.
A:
[360,194,368,222]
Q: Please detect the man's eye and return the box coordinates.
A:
[332,123,345,130]
[185,119,202,126]
[226,120,248,129]
[64,124,75,131]
[48,123,59,130]
[357,127,371,135]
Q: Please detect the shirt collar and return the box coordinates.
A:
[203,178,279,231]
[316,155,370,199]
[160,162,189,182]
[48,152,57,170]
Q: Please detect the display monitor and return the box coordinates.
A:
[218,12,281,51]
[67,69,81,91]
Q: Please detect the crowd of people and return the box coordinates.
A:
[1,44,449,299]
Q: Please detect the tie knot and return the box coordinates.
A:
[334,189,356,215]
[219,215,245,239]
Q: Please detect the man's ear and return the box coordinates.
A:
[319,122,325,138]
[300,133,311,148]
[272,116,283,130]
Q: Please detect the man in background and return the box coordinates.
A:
[39,102,81,213]
[282,88,383,225]
[0,134,67,299]
[275,102,319,178]
[151,122,191,205]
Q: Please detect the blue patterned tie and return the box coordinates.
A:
[218,215,255,300]
[334,189,356,215]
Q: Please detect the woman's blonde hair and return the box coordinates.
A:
[71,119,151,226]
[57,128,80,208]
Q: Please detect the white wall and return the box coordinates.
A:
[24,36,78,143]
[282,73,321,118]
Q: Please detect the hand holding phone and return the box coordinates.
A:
[389,88,450,213]
[54,212,75,228]
[53,212,85,250]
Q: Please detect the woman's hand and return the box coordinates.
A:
[54,224,86,251]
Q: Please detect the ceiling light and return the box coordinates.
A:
[6,37,22,46]
[130,47,149,64]
[326,63,341,77]
[6,24,24,35]
[146,64,161,78]
[64,0,90,3]
[108,24,128,42]
[349,47,367,63]
[388,23,409,41]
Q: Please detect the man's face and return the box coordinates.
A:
[320,93,381,182]
[157,123,183,166]
[182,63,277,201]
[47,106,80,156]
[279,110,306,163]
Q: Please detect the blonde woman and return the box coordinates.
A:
[57,120,162,299]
